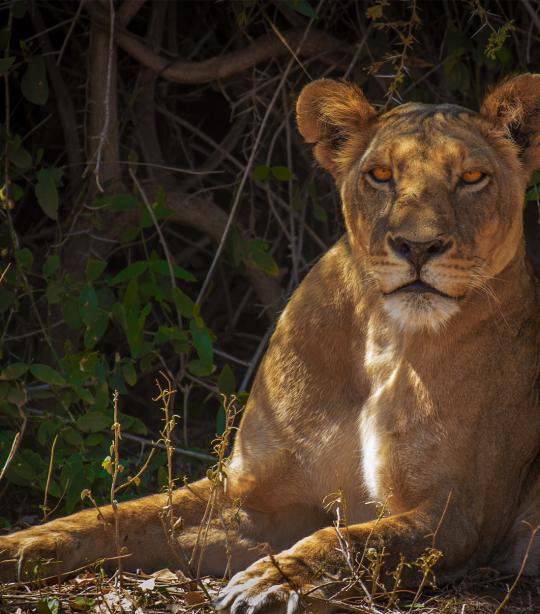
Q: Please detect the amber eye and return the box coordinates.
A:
[369,167,393,183]
[461,170,485,184]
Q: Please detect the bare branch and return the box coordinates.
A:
[86,0,120,193]
[85,4,351,84]
[117,0,147,27]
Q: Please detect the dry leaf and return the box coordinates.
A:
[183,591,205,606]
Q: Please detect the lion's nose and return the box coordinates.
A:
[388,235,452,270]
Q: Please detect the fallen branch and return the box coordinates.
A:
[85,4,351,84]
[117,28,350,84]
[117,0,147,27]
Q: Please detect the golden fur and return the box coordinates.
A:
[2,75,540,613]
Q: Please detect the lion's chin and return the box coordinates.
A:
[382,292,460,333]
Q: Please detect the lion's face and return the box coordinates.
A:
[340,105,525,331]
[297,76,540,333]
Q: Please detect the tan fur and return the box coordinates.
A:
[3,76,540,613]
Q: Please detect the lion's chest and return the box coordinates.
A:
[359,330,441,510]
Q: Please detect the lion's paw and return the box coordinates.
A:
[0,532,65,582]
[214,555,327,613]
[215,577,301,613]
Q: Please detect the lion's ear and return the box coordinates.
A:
[296,79,376,178]
[480,73,540,174]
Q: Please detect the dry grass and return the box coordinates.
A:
[1,569,540,613]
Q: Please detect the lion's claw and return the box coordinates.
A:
[214,554,328,613]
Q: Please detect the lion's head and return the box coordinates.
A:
[296,75,540,332]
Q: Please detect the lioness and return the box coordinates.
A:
[2,74,540,613]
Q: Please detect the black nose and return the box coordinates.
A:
[388,236,452,270]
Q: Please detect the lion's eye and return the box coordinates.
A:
[461,170,485,184]
[369,167,393,183]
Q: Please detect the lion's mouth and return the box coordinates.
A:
[387,280,453,299]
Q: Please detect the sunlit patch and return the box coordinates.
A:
[383,293,460,332]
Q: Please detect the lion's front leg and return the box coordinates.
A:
[215,504,477,613]
[0,477,325,583]
[0,477,261,582]
[0,481,199,582]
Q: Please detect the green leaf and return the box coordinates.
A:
[216,405,226,435]
[11,182,24,201]
[61,427,84,448]
[123,276,141,315]
[30,364,65,386]
[63,298,82,330]
[37,419,60,446]
[78,352,99,374]
[227,224,247,268]
[120,412,147,435]
[21,55,48,106]
[154,326,189,352]
[59,453,84,513]
[74,386,94,404]
[16,247,33,270]
[252,165,270,181]
[96,193,138,212]
[248,240,280,276]
[0,56,14,75]
[7,386,26,406]
[120,226,140,243]
[0,362,28,381]
[527,185,540,202]
[86,259,107,282]
[190,318,213,366]
[76,410,110,433]
[110,261,148,284]
[147,259,196,281]
[79,284,98,327]
[218,364,236,395]
[47,480,61,498]
[526,173,540,202]
[187,359,214,377]
[122,361,137,386]
[172,287,194,318]
[271,166,293,181]
[35,168,59,220]
[7,457,36,485]
[46,279,63,304]
[286,0,316,18]
[138,200,174,227]
[118,287,151,358]
[43,254,60,277]
[84,309,109,349]
[7,139,32,169]
[312,202,328,222]
[5,448,42,486]
[85,433,104,447]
